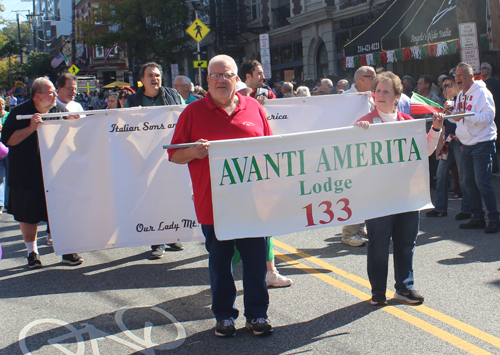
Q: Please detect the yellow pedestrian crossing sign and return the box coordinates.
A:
[193,60,208,68]
[68,65,80,75]
[186,20,210,42]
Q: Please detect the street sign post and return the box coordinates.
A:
[186,18,210,86]
[186,20,210,43]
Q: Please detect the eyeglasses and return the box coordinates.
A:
[37,91,57,97]
[480,67,489,70]
[363,75,376,79]
[209,72,236,81]
[118,94,130,100]
[443,83,453,89]
[61,87,78,92]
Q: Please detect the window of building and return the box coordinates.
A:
[250,0,261,21]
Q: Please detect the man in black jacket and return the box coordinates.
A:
[124,62,184,108]
[124,62,185,258]
[1,77,84,268]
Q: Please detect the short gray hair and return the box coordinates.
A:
[282,82,293,93]
[32,77,53,97]
[208,54,238,76]
[457,62,474,75]
[481,62,492,71]
[176,75,192,85]
[296,86,311,97]
[354,66,375,82]
[337,79,350,91]
[321,78,333,88]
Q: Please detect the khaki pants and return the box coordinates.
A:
[342,223,367,240]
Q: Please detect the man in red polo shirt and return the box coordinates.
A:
[168,55,273,338]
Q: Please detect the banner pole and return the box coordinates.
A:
[163,113,477,150]
[424,112,474,121]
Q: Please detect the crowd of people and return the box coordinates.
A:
[1,53,499,338]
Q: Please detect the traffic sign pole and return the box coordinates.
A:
[196,11,201,86]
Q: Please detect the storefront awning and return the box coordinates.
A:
[344,0,459,57]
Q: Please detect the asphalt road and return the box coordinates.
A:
[1,181,500,354]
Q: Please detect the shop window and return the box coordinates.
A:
[283,45,293,63]
[271,48,280,65]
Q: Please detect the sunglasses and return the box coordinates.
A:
[443,83,453,89]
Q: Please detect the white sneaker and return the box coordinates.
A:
[266,268,293,287]
[341,234,366,247]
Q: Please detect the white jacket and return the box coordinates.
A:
[451,80,496,145]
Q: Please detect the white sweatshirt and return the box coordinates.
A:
[451,80,497,146]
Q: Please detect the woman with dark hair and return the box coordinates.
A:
[355,71,443,306]
[118,87,135,108]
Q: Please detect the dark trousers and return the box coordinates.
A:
[201,224,269,321]
[366,211,419,296]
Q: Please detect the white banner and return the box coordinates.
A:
[38,106,203,255]
[263,93,371,134]
[209,120,432,240]
[37,94,371,254]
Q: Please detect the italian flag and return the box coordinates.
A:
[410,93,442,115]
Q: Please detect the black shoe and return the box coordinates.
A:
[62,253,84,265]
[27,252,43,269]
[370,294,387,306]
[455,212,472,220]
[426,209,447,217]
[484,221,500,234]
[394,290,424,304]
[459,219,486,229]
[166,242,184,251]
[214,318,236,337]
[245,318,273,336]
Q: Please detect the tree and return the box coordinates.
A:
[78,0,192,72]
[0,40,23,60]
[1,21,31,46]
[0,57,20,92]
[19,52,60,83]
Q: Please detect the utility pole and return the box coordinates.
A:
[17,13,23,63]
[71,0,76,65]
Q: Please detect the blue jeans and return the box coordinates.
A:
[201,225,269,321]
[366,211,419,296]
[434,140,471,213]
[462,141,500,222]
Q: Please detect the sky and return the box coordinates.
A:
[1,0,33,28]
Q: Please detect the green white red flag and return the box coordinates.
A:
[410,93,442,115]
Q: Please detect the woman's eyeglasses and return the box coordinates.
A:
[443,83,452,89]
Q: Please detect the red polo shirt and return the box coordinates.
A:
[168,92,273,225]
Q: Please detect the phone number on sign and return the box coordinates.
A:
[357,42,380,53]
